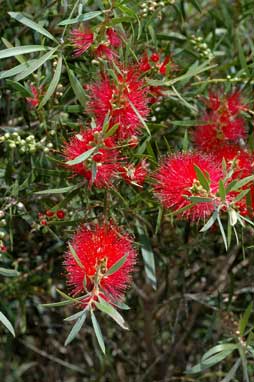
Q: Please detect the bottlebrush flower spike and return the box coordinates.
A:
[106,28,122,48]
[213,145,254,216]
[87,67,150,140]
[63,127,121,188]
[95,44,118,61]
[64,222,137,303]
[69,29,94,56]
[26,85,41,108]
[193,92,247,151]
[154,152,223,220]
[120,159,149,187]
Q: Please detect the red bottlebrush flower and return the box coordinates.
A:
[213,145,254,216]
[87,68,150,140]
[64,222,137,303]
[150,52,160,63]
[69,29,94,57]
[95,43,118,61]
[120,159,149,187]
[213,145,253,180]
[193,93,247,152]
[56,210,65,219]
[26,85,41,108]
[63,128,121,188]
[159,56,178,75]
[154,152,223,220]
[139,53,151,72]
[106,28,121,48]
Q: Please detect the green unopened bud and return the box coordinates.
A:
[47,143,53,148]
[9,142,16,149]
[0,231,6,239]
[29,145,36,153]
[20,147,26,153]
[4,133,10,139]
[0,219,7,227]
[0,136,5,142]
[49,130,56,135]
[43,147,49,153]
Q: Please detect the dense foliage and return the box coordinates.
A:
[1,1,254,381]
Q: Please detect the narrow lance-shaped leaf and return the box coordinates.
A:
[39,55,62,108]
[66,146,97,166]
[0,267,19,277]
[69,243,84,269]
[15,47,58,81]
[8,12,58,43]
[0,311,15,337]
[58,11,103,26]
[0,60,37,80]
[239,302,253,336]
[35,184,79,195]
[66,65,87,107]
[91,310,105,354]
[200,210,218,232]
[194,164,210,192]
[95,297,129,330]
[104,253,128,277]
[128,98,151,136]
[0,45,48,60]
[136,221,157,289]
[64,309,88,346]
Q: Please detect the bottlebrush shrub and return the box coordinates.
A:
[2,2,254,380]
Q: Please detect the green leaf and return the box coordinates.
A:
[0,311,15,336]
[91,310,105,354]
[0,267,19,277]
[202,344,238,361]
[219,180,226,201]
[112,301,130,310]
[64,309,87,346]
[95,297,129,330]
[187,348,236,374]
[194,165,210,192]
[69,243,84,269]
[58,11,102,26]
[6,79,33,97]
[104,253,128,277]
[220,359,241,382]
[64,309,87,322]
[66,146,96,166]
[0,60,37,79]
[239,302,253,336]
[136,221,157,289]
[128,98,151,136]
[190,0,202,12]
[8,12,57,43]
[229,175,254,192]
[35,185,78,194]
[39,55,62,108]
[15,47,58,81]
[217,214,228,251]
[0,45,48,59]
[189,196,213,203]
[66,66,87,107]
[200,210,218,232]
[232,189,250,204]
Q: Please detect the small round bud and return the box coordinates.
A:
[47,143,53,148]
[9,142,16,149]
[40,219,47,226]
[0,211,5,219]
[45,210,54,218]
[0,231,6,239]
[56,210,65,219]
[4,133,10,139]
[0,219,7,227]
[49,130,56,135]
[43,147,49,153]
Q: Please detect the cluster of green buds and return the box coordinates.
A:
[140,0,175,17]
[0,132,53,154]
[0,211,7,253]
[190,35,214,60]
